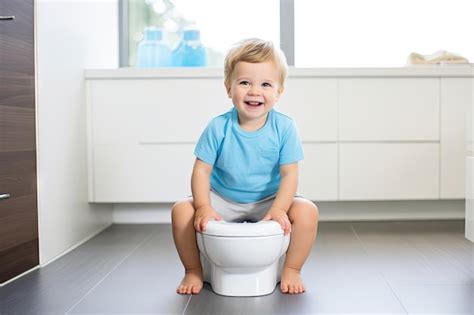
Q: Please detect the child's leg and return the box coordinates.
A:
[171,197,203,294]
[281,198,319,294]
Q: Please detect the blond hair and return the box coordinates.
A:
[224,38,288,93]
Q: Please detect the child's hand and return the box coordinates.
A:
[262,208,291,235]
[194,205,223,232]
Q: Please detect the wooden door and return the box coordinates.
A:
[0,0,38,283]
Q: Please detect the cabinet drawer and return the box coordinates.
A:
[91,144,195,202]
[298,144,338,201]
[339,78,439,141]
[339,143,439,200]
[88,79,229,144]
[278,79,337,141]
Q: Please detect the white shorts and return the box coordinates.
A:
[209,189,304,223]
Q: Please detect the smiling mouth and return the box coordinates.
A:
[245,101,263,107]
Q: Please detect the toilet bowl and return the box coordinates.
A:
[196,220,290,296]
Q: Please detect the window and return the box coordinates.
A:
[125,0,279,67]
[121,0,473,68]
[295,0,474,67]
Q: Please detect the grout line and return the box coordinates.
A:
[64,227,158,314]
[349,223,409,314]
[181,294,192,315]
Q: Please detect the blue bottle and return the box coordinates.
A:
[172,29,207,67]
[136,27,171,67]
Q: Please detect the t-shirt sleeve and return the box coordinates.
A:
[194,119,222,166]
[279,119,304,165]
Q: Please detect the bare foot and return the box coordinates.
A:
[176,269,203,294]
[280,267,305,294]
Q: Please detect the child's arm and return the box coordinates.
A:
[191,158,222,232]
[262,163,298,235]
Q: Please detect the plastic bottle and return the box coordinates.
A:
[136,27,171,67]
[172,28,207,67]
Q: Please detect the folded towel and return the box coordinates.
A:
[406,50,469,65]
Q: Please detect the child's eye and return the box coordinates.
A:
[239,81,250,86]
[262,82,272,88]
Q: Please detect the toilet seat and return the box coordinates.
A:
[201,220,284,237]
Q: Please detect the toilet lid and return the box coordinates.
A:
[201,220,284,237]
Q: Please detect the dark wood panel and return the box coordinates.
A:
[0,34,34,76]
[0,150,37,198]
[0,105,36,152]
[0,238,38,284]
[0,0,38,284]
[0,194,38,251]
[0,0,35,43]
[0,75,35,108]
[0,0,35,76]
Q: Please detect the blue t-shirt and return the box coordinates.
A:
[194,107,304,203]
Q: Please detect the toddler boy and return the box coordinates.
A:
[171,38,319,295]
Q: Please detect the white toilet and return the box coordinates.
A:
[196,220,290,296]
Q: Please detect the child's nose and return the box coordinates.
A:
[248,86,261,95]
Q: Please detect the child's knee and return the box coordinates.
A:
[311,203,320,221]
[304,202,319,226]
[171,198,195,223]
[292,200,319,226]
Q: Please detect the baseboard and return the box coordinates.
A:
[0,223,113,287]
[113,200,466,223]
[0,265,41,287]
[40,223,113,267]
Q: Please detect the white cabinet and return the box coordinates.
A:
[298,144,338,201]
[89,79,229,145]
[278,79,338,141]
[466,74,474,242]
[339,143,439,200]
[339,78,440,141]
[466,157,473,241]
[91,144,195,202]
[440,78,470,198]
[86,68,471,203]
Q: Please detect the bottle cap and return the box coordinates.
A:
[183,29,200,41]
[144,27,163,41]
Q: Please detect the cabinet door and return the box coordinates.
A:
[89,79,229,145]
[0,0,38,283]
[278,79,338,141]
[466,157,473,241]
[339,78,439,141]
[440,78,470,199]
[91,144,195,202]
[339,143,439,200]
[298,144,338,201]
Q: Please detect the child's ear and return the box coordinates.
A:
[224,82,231,98]
[276,86,285,100]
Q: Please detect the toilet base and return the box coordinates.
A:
[201,254,286,297]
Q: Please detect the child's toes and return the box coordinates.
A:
[191,285,201,294]
[280,282,289,293]
[186,286,194,295]
[290,285,296,294]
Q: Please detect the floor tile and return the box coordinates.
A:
[2,225,156,315]
[68,225,190,315]
[391,284,474,314]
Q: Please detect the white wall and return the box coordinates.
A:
[36,0,117,264]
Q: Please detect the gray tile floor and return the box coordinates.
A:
[1,221,473,314]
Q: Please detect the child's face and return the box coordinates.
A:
[226,61,282,125]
